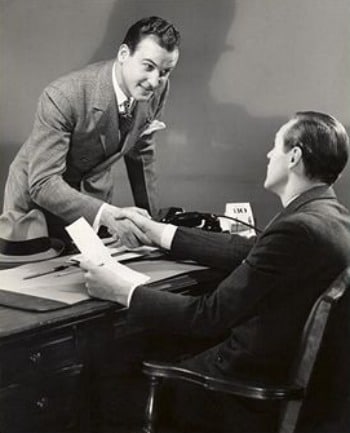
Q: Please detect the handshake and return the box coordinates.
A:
[80,205,167,305]
[99,204,164,249]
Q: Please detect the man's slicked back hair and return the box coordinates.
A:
[283,111,349,184]
[123,16,180,53]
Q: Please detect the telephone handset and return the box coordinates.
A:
[160,208,222,232]
[159,207,262,234]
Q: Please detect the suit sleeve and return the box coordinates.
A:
[27,86,103,224]
[124,81,170,217]
[170,226,255,271]
[128,219,314,338]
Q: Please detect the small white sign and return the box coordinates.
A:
[220,202,256,237]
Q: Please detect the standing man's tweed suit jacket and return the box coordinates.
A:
[129,185,350,383]
[3,60,168,236]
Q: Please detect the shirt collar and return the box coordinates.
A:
[284,182,328,208]
[112,60,133,112]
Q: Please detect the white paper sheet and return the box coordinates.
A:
[69,245,158,264]
[65,217,150,287]
[0,259,89,304]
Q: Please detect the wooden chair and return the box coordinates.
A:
[141,266,350,433]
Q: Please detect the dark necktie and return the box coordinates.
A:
[118,99,134,143]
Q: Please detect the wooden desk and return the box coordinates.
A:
[0,267,224,433]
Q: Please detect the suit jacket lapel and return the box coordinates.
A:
[86,102,149,178]
[92,61,120,157]
[120,101,149,154]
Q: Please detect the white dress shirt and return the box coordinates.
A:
[92,61,134,231]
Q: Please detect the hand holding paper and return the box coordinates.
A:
[66,218,150,305]
[79,259,145,305]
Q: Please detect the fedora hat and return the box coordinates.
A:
[0,209,65,265]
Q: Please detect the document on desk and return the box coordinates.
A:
[0,218,209,306]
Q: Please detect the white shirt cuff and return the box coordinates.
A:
[126,283,139,307]
[160,224,178,250]
[93,203,108,232]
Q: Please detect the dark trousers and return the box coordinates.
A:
[157,380,280,433]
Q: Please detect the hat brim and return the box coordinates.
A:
[0,237,65,265]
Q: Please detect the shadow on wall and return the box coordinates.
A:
[1,0,348,226]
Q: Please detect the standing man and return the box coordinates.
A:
[2,16,180,247]
[81,112,350,432]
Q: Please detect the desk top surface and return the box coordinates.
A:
[0,298,123,341]
[0,266,224,342]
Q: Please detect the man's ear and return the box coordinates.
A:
[117,44,130,63]
[289,146,302,167]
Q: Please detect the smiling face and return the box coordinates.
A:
[116,35,179,101]
[264,120,297,195]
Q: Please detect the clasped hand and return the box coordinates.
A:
[81,210,165,304]
[99,205,164,249]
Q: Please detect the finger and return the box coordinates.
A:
[123,220,151,245]
[132,224,152,245]
[134,208,151,218]
[78,257,95,270]
[123,211,148,229]
[119,232,141,249]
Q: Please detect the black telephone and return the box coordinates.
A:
[158,207,262,234]
[159,207,222,232]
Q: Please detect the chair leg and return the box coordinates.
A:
[142,375,163,433]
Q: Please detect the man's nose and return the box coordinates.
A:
[148,71,160,88]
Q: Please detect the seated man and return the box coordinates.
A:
[80,111,350,432]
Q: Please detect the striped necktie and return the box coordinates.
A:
[118,99,134,143]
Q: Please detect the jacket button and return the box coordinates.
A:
[216,354,223,363]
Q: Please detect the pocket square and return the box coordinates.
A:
[140,120,166,137]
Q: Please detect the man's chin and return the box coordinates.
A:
[139,93,153,101]
[134,87,154,101]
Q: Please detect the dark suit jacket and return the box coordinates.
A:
[129,185,350,383]
[3,60,168,235]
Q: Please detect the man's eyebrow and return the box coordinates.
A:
[143,58,175,71]
[143,58,158,67]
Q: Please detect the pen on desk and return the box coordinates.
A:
[23,260,80,280]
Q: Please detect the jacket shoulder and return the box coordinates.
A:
[44,61,111,94]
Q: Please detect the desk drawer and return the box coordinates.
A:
[0,331,79,386]
[0,365,84,433]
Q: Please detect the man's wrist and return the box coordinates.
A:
[93,203,108,232]
[126,283,139,307]
[160,224,178,250]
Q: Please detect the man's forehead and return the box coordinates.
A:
[276,119,297,140]
[134,36,179,65]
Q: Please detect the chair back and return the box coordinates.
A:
[279,266,350,433]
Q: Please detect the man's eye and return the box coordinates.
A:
[144,63,154,71]
[160,70,170,78]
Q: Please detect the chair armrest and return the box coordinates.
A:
[142,361,304,401]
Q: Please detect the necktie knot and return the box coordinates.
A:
[120,98,132,117]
